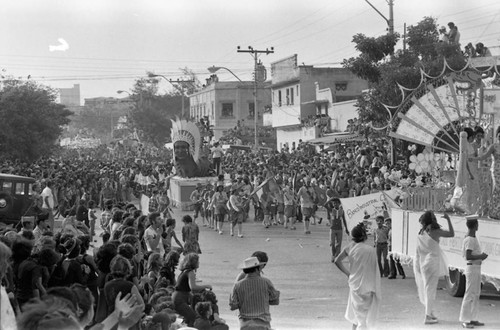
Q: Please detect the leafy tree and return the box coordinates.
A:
[128,77,184,147]
[0,79,72,161]
[343,16,466,130]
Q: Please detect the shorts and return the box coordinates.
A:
[230,210,244,224]
[277,203,285,214]
[284,205,296,218]
[301,207,313,219]
[216,213,225,222]
[263,205,273,216]
[193,204,204,218]
[215,204,227,216]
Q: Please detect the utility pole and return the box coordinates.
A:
[169,78,194,119]
[365,0,394,35]
[237,46,274,149]
[147,73,194,118]
[365,0,396,165]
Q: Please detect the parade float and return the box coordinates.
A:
[166,118,214,210]
[385,56,500,296]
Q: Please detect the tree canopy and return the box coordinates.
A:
[0,79,72,161]
[128,77,184,147]
[343,16,466,129]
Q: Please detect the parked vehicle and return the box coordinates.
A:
[0,173,37,226]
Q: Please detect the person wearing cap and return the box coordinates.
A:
[459,215,488,329]
[229,256,280,330]
[334,222,381,330]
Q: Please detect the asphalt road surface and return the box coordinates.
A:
[90,206,500,330]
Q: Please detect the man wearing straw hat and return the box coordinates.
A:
[230,257,280,330]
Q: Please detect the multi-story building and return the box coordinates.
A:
[270,54,368,151]
[58,84,81,106]
[188,75,271,140]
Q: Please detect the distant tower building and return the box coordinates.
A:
[59,84,81,106]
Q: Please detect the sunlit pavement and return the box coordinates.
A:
[89,206,500,330]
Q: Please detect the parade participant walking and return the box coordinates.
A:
[181,215,201,254]
[414,211,454,325]
[230,256,280,330]
[283,180,297,230]
[190,183,206,225]
[329,198,349,262]
[334,223,381,330]
[229,185,245,238]
[297,179,316,234]
[211,184,228,235]
[460,215,489,329]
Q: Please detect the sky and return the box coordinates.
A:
[2,0,500,104]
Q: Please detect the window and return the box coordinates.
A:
[221,103,234,117]
[278,90,282,106]
[296,86,299,96]
[15,183,25,195]
[1,182,12,192]
[248,102,255,118]
[289,88,294,105]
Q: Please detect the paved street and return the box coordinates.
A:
[163,207,500,330]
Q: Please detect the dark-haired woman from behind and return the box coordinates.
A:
[334,223,381,330]
[413,211,454,325]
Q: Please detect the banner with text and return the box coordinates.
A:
[340,192,388,233]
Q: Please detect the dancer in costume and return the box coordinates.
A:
[413,211,454,325]
[470,126,500,219]
[334,223,381,330]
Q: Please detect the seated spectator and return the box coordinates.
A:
[475,42,492,57]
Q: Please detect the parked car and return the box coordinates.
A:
[0,173,37,226]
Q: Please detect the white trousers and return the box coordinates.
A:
[459,265,481,322]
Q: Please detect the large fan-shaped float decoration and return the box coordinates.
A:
[386,56,500,216]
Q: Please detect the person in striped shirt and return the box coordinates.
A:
[230,257,280,330]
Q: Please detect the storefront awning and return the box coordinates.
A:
[308,133,364,145]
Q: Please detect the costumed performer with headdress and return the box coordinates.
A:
[171,119,211,178]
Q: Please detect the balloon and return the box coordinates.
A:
[415,165,422,173]
[417,153,425,161]
[425,153,432,161]
[421,161,428,169]
[434,153,441,161]
[410,155,417,163]
[409,163,416,170]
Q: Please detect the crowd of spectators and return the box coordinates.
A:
[0,130,423,330]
